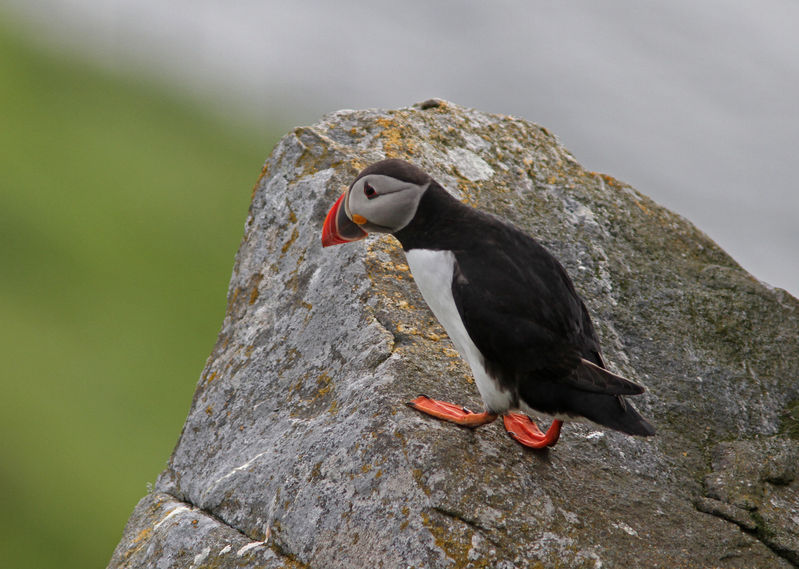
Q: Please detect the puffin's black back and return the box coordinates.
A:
[395,182,602,373]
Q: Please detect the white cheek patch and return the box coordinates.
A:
[382,186,425,231]
[350,176,428,233]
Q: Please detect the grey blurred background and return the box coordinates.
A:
[7,0,798,296]
[8,0,797,296]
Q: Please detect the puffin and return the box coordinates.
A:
[321,158,655,448]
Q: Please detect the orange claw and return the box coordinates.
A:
[407,395,498,428]
[503,414,562,449]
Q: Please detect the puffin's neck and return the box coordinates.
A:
[393,183,474,251]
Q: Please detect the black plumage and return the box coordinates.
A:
[394,176,654,436]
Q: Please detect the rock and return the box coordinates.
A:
[108,100,799,569]
[698,438,799,565]
[108,492,290,567]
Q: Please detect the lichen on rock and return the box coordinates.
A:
[108,100,799,569]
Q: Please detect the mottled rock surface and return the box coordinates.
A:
[108,100,799,569]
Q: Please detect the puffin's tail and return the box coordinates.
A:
[559,360,655,436]
[520,369,656,437]
[565,391,656,436]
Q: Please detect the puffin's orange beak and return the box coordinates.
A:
[321,191,368,247]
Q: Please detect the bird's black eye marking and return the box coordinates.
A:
[364,182,378,200]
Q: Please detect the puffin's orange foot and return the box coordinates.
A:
[407,395,498,428]
[503,414,563,449]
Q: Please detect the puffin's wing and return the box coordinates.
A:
[573,358,645,395]
[451,226,642,396]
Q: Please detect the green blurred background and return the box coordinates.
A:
[0,20,279,569]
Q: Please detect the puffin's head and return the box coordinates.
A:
[321,159,431,247]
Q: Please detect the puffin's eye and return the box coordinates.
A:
[364,182,378,200]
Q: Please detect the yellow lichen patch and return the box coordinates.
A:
[378,124,404,157]
[248,273,263,305]
[371,257,411,276]
[397,323,420,336]
[349,157,368,173]
[366,233,403,253]
[250,161,269,202]
[376,117,396,129]
[315,372,333,398]
[362,235,411,300]
[599,172,624,189]
[121,526,153,560]
[132,528,152,545]
[248,287,260,305]
[456,180,481,208]
[287,371,340,416]
[460,373,475,385]
[420,511,489,569]
[308,461,323,482]
[204,371,218,384]
[442,347,460,359]
[281,226,299,255]
[205,405,214,416]
[411,468,431,496]
[634,199,651,216]
[287,374,307,398]
[375,115,419,158]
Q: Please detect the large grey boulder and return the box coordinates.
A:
[108,100,799,569]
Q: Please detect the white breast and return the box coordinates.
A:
[405,248,514,413]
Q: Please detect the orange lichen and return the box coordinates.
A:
[634,200,651,216]
[281,227,299,254]
[250,161,269,202]
[132,528,152,545]
[248,274,263,305]
[375,115,420,158]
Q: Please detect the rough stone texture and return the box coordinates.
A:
[108,100,799,569]
[108,492,294,568]
[697,439,799,565]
